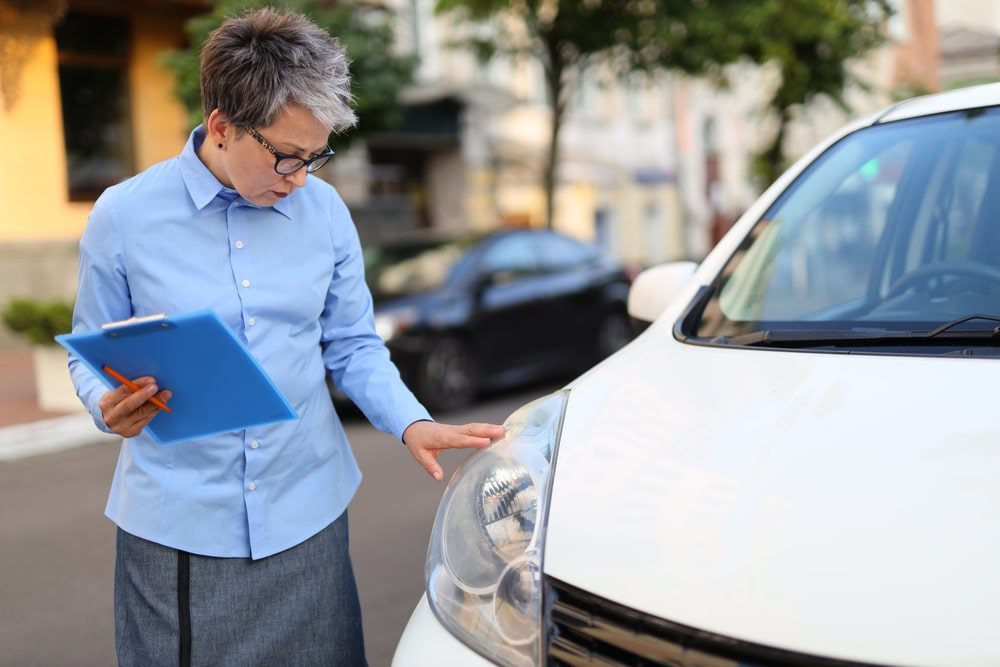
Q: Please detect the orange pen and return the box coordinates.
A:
[102,364,173,414]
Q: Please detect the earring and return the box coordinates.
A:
[217,143,224,149]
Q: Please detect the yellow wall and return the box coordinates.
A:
[497,183,546,228]
[554,182,597,242]
[465,167,498,231]
[0,33,91,241]
[130,13,191,170]
[612,182,685,266]
[0,12,190,243]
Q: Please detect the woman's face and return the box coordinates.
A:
[220,104,331,207]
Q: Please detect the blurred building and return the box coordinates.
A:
[369,0,952,265]
[1,0,994,350]
[0,0,208,346]
[934,0,1000,90]
[938,27,1000,89]
[936,0,1000,34]
[362,0,687,269]
[668,0,942,253]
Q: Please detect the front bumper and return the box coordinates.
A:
[392,594,495,666]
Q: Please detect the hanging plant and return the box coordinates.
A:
[0,0,68,111]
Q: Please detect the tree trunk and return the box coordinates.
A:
[542,35,565,230]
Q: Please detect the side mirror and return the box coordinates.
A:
[627,261,698,326]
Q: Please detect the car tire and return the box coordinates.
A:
[418,336,477,412]
[596,310,633,359]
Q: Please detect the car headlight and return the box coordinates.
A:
[425,390,568,666]
[374,307,418,342]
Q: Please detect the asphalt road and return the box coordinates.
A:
[0,382,561,667]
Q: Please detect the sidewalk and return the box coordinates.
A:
[0,348,71,427]
[0,348,116,460]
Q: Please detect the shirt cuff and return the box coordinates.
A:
[401,418,434,445]
[78,381,114,434]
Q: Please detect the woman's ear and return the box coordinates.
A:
[205,109,232,149]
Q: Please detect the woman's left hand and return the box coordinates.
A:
[402,420,505,482]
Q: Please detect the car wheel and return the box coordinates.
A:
[597,310,633,359]
[418,336,476,412]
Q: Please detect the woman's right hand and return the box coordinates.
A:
[98,376,172,438]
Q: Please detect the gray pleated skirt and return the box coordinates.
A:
[114,511,366,666]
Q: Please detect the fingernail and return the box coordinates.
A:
[434,470,443,481]
[147,385,157,394]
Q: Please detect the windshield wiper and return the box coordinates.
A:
[924,314,1000,337]
[725,314,1000,348]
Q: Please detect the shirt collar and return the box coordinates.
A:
[178,126,294,219]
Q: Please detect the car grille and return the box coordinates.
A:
[545,577,882,667]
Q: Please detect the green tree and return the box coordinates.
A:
[437,0,891,225]
[741,0,893,185]
[162,0,416,148]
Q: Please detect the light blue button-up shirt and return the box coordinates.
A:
[69,127,431,559]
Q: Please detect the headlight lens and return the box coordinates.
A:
[441,455,538,593]
[494,556,542,645]
[425,390,568,667]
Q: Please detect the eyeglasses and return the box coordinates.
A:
[244,126,335,175]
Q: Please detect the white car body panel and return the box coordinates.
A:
[392,595,492,666]
[546,323,1000,666]
[394,83,1000,667]
[878,81,1000,123]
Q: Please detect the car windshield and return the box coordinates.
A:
[364,236,481,300]
[693,106,1000,348]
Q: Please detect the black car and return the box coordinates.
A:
[361,229,633,411]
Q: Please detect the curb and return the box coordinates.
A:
[0,413,119,462]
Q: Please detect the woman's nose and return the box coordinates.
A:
[285,167,308,188]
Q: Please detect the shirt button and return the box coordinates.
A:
[247,317,256,326]
[248,482,257,491]
[250,440,260,449]
[235,240,244,249]
[241,279,251,288]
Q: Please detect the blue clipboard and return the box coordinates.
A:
[56,310,298,445]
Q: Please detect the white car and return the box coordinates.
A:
[393,83,1000,667]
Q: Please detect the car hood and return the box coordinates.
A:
[545,323,1000,666]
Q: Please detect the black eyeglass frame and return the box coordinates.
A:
[244,126,335,175]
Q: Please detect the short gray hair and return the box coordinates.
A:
[200,7,357,133]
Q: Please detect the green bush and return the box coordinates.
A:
[1,298,74,346]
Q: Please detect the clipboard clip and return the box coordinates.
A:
[102,313,169,337]
[101,313,167,330]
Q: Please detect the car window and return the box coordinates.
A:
[364,237,480,299]
[718,140,911,321]
[536,233,601,271]
[694,107,1000,339]
[480,235,539,275]
[882,137,994,289]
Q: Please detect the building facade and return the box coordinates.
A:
[0,0,971,350]
[376,0,945,267]
[374,0,689,267]
[0,0,205,346]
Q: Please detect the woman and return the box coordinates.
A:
[68,8,502,665]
